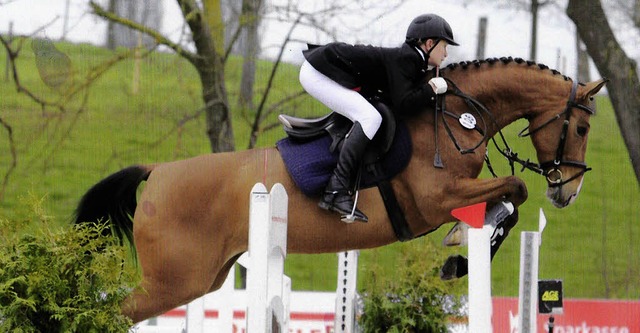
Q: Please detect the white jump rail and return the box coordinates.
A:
[467,201,515,332]
[245,182,290,332]
[334,250,360,333]
[517,208,547,333]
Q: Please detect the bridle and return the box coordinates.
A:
[504,79,595,187]
[438,78,595,188]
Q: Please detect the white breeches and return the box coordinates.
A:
[299,60,382,140]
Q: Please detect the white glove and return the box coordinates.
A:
[428,77,448,95]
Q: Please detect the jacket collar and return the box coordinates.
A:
[413,46,426,61]
[405,42,430,70]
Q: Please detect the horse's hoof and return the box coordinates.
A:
[440,254,469,280]
[442,222,469,247]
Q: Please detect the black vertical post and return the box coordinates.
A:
[476,17,487,60]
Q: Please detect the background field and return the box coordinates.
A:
[1,40,638,299]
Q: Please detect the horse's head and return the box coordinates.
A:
[526,78,607,208]
[440,59,608,208]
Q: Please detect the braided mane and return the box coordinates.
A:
[444,56,571,81]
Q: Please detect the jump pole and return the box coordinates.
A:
[467,224,493,331]
[517,208,547,333]
[246,182,290,333]
[334,250,360,333]
[185,296,205,333]
[452,201,515,332]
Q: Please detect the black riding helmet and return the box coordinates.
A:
[406,14,459,46]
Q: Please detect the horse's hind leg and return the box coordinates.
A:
[122,252,225,324]
[124,254,239,324]
[122,276,181,323]
[207,253,244,293]
[123,211,225,323]
[121,244,213,323]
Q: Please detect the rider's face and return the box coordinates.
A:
[423,39,449,67]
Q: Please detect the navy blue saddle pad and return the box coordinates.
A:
[276,122,412,196]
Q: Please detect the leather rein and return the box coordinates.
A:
[437,78,595,188]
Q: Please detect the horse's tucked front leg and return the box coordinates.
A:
[443,175,528,210]
[500,176,528,206]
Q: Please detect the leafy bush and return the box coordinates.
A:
[359,240,465,333]
[0,202,138,332]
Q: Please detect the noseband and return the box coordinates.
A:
[512,80,595,187]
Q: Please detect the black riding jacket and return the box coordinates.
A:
[302,42,437,116]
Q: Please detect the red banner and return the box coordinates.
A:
[492,297,640,332]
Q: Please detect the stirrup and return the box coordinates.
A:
[340,189,367,223]
[340,209,368,223]
[318,200,368,223]
[318,192,368,223]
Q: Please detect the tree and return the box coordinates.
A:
[92,0,235,153]
[567,0,640,184]
[1,27,145,200]
[613,0,640,29]
[92,0,401,152]
[237,0,263,111]
[635,0,640,28]
[575,33,591,83]
[106,0,163,50]
[482,0,559,61]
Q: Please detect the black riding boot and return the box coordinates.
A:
[319,122,370,223]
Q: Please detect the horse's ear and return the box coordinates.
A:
[581,78,608,100]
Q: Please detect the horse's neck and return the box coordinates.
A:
[448,66,567,135]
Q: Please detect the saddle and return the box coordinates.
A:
[276,99,415,241]
[278,98,397,159]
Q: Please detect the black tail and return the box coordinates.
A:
[74,165,151,248]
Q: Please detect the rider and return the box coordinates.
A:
[299,14,459,223]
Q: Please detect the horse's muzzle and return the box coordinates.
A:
[546,176,584,208]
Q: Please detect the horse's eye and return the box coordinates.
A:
[577,126,588,137]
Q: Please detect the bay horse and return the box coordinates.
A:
[74,57,606,323]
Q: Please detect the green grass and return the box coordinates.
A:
[1,40,638,299]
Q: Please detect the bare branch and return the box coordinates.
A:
[89,1,199,65]
[263,90,307,117]
[247,12,303,149]
[223,23,243,63]
[0,116,16,201]
[0,35,52,108]
[1,33,144,113]
[103,105,207,169]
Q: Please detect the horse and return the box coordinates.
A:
[74,57,606,323]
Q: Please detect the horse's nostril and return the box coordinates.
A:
[567,192,579,205]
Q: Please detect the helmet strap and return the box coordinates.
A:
[424,38,441,61]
